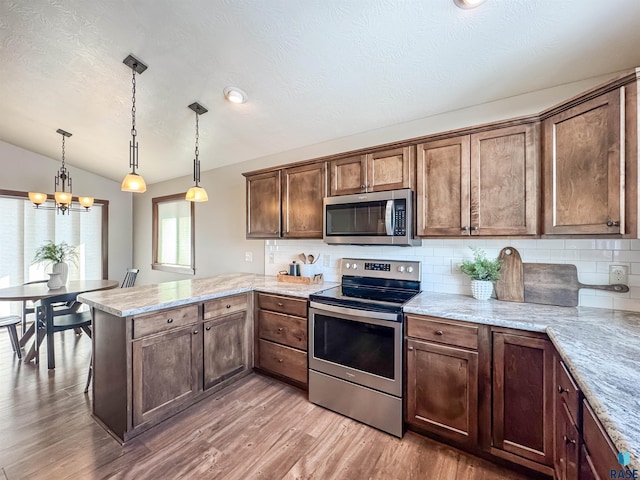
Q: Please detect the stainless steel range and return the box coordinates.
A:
[308,258,421,437]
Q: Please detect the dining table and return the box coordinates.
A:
[0,279,119,365]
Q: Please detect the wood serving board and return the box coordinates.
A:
[523,263,629,307]
[495,246,524,303]
[277,273,323,284]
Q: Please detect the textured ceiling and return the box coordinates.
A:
[1,0,640,185]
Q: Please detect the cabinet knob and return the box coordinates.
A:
[470,226,479,231]
[278,358,284,363]
[435,330,444,336]
[461,226,469,232]
[563,435,576,446]
[558,385,568,394]
[205,326,211,331]
[277,327,284,332]
[277,302,284,306]
[226,304,231,309]
[361,184,366,189]
[606,220,620,227]
[193,330,198,335]
[407,346,414,351]
[167,318,173,324]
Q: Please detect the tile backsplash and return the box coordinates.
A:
[264,238,640,312]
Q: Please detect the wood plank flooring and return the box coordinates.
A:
[0,329,536,479]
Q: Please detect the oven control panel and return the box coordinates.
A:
[341,258,421,281]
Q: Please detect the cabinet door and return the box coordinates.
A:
[416,136,471,236]
[282,162,326,238]
[579,445,601,480]
[203,311,248,390]
[132,325,201,428]
[555,401,580,480]
[329,155,366,195]
[366,146,414,192]
[471,124,538,236]
[543,89,623,235]
[492,332,554,466]
[246,170,281,238]
[406,338,478,446]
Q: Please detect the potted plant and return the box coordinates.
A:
[32,241,78,287]
[460,247,502,300]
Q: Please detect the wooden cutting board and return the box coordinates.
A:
[523,263,629,307]
[495,247,524,302]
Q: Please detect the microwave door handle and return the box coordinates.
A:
[385,200,394,236]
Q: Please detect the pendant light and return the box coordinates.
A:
[121,54,148,193]
[29,129,94,214]
[185,102,209,202]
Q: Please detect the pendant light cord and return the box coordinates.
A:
[129,65,139,174]
[194,109,201,186]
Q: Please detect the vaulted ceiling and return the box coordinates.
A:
[1,0,640,185]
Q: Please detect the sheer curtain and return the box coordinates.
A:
[0,196,103,315]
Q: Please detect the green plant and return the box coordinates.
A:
[32,241,78,267]
[459,247,501,282]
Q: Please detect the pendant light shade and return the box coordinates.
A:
[28,191,47,205]
[186,102,208,202]
[121,54,148,193]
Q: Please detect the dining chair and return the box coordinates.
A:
[0,315,22,359]
[21,279,48,334]
[85,268,139,392]
[33,292,92,369]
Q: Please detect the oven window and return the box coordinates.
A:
[313,314,395,379]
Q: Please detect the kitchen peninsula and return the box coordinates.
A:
[79,274,640,475]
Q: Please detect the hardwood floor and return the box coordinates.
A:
[0,329,535,480]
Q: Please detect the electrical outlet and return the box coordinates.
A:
[245,251,253,263]
[451,261,463,274]
[609,265,628,285]
[268,252,275,264]
[323,254,331,267]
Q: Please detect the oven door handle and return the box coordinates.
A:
[385,200,394,236]
[309,301,400,322]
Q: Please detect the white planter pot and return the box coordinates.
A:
[47,272,63,289]
[471,280,493,300]
[52,262,69,286]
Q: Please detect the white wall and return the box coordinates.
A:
[0,140,133,282]
[132,70,639,311]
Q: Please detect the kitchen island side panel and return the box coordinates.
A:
[92,308,128,442]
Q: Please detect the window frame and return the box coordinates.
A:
[152,192,195,275]
[0,189,109,279]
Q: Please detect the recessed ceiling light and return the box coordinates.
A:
[223,86,248,104]
[453,0,487,9]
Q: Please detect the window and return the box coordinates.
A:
[0,190,108,316]
[152,193,195,275]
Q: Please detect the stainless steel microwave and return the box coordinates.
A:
[323,189,420,246]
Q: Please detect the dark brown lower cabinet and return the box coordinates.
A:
[132,324,201,428]
[203,311,248,390]
[492,332,554,469]
[579,444,600,480]
[406,338,478,446]
[555,401,580,480]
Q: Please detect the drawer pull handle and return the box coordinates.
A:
[226,304,231,309]
[435,330,444,336]
[607,220,620,227]
[277,327,284,332]
[563,435,576,446]
[278,358,283,363]
[407,346,414,351]
[277,302,284,306]
[205,326,211,331]
[193,330,198,335]
[558,385,568,394]
[167,318,173,324]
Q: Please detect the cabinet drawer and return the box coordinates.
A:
[257,293,307,318]
[259,339,307,384]
[259,310,307,350]
[133,305,198,339]
[583,400,618,480]
[204,293,248,320]
[406,315,478,350]
[556,359,581,425]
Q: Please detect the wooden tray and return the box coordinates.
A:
[277,273,323,284]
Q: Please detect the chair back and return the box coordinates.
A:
[121,268,139,288]
[35,292,80,315]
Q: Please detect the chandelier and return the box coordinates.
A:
[28,129,94,214]
[185,102,208,202]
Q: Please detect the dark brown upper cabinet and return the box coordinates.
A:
[282,162,327,238]
[417,123,538,237]
[329,146,414,196]
[245,170,281,238]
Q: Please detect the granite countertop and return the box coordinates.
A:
[79,274,639,470]
[405,292,640,471]
[77,273,337,317]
